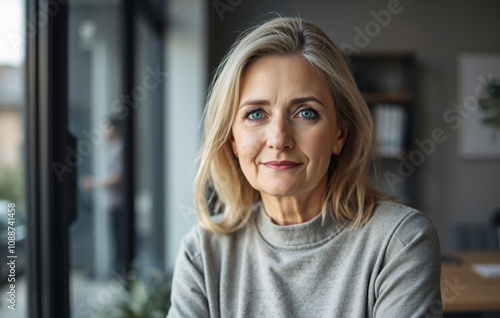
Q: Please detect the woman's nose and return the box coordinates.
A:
[266,116,294,151]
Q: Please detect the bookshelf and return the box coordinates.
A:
[349,51,417,205]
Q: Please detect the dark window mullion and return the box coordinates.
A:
[26,0,41,316]
[135,0,165,35]
[27,1,71,317]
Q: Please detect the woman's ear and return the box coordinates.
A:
[333,125,348,155]
[229,134,238,157]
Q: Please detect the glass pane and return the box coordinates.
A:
[133,14,168,314]
[68,1,128,317]
[0,0,27,316]
[68,2,167,317]
[134,15,165,268]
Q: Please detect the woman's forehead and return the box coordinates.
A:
[238,55,334,106]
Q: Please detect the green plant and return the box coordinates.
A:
[0,164,24,206]
[479,80,500,141]
[106,267,172,318]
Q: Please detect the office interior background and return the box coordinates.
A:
[0,0,499,317]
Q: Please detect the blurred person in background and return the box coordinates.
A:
[82,117,125,273]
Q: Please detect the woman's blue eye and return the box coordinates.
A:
[250,111,263,120]
[298,108,318,119]
[244,108,265,121]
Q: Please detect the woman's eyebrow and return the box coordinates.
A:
[239,96,325,108]
[239,99,269,108]
[290,96,325,107]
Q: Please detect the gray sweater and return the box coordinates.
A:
[167,201,442,317]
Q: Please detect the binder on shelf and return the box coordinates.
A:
[372,103,407,157]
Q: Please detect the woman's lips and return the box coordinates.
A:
[262,161,303,170]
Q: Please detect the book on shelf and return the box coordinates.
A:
[372,103,407,157]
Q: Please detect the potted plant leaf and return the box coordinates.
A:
[104,267,171,318]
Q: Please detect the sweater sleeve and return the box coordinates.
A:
[373,211,443,318]
[166,228,210,318]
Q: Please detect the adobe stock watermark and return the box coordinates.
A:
[421,276,467,317]
[212,0,243,22]
[9,0,68,53]
[340,0,414,62]
[441,277,468,305]
[383,74,494,190]
[179,202,199,225]
[74,261,139,318]
[50,64,168,182]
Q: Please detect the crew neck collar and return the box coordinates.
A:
[255,202,345,248]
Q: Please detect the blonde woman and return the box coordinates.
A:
[167,17,442,318]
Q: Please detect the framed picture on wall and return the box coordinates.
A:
[457,53,500,159]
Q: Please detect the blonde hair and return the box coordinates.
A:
[194,16,384,234]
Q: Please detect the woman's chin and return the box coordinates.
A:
[259,186,299,198]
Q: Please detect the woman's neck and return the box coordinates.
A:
[260,178,327,225]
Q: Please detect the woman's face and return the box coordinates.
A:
[230,54,347,199]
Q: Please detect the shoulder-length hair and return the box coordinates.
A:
[194,16,384,234]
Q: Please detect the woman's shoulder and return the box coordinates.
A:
[179,209,257,258]
[366,200,440,255]
[370,200,433,227]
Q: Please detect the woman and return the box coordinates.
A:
[167,17,442,318]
